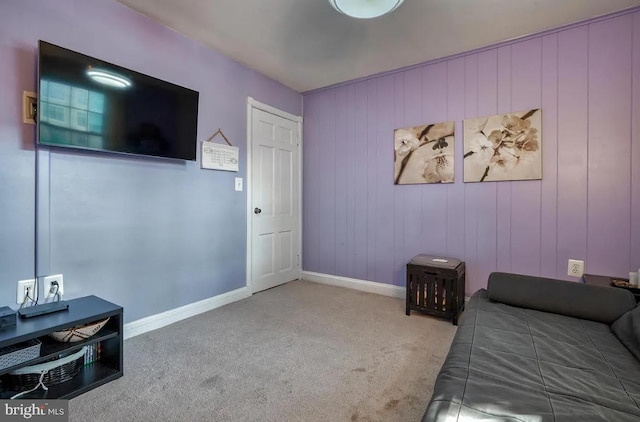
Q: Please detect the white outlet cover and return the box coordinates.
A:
[567,259,584,277]
[17,279,36,304]
[43,274,64,298]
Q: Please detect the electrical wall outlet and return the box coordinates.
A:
[16,279,37,304]
[43,274,64,299]
[567,259,584,277]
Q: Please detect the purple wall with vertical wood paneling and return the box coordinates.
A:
[302,11,640,294]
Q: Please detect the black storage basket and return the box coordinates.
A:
[7,347,86,392]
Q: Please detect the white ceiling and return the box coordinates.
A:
[117,0,640,92]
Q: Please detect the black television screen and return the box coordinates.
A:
[37,41,199,161]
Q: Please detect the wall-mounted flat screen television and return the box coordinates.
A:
[37,41,199,161]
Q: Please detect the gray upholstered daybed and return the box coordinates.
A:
[423,272,640,421]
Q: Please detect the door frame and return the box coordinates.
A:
[246,97,303,294]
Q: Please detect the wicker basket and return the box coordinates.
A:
[0,339,42,371]
[7,346,86,392]
[49,318,110,343]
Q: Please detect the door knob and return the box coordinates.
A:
[254,207,262,214]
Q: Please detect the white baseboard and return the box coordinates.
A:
[302,271,471,303]
[124,287,250,339]
[302,271,405,299]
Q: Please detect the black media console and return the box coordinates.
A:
[0,296,123,399]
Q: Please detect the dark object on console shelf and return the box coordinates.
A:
[18,301,69,319]
[406,254,465,325]
[0,307,17,330]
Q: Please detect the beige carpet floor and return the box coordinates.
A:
[70,280,457,422]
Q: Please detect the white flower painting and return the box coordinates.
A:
[394,121,455,185]
[463,109,542,182]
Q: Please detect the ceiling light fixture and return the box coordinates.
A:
[86,68,132,88]
[328,0,404,19]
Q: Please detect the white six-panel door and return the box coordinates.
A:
[249,103,301,293]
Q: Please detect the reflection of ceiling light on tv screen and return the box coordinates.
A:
[86,68,132,88]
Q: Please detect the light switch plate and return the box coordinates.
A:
[23,91,37,125]
[235,177,243,191]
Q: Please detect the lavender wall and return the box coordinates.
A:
[0,0,301,322]
[303,10,640,295]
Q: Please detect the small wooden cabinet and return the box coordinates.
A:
[0,296,123,399]
[406,255,465,325]
[582,274,640,303]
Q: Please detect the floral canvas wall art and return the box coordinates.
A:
[394,121,455,184]
[463,109,541,182]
